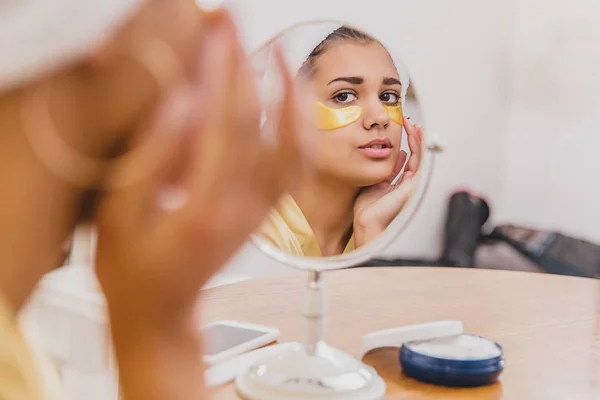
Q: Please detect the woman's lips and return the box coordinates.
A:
[359,138,393,159]
[360,146,394,158]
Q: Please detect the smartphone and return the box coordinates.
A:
[200,320,280,365]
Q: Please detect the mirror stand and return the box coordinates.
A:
[235,271,386,400]
[236,135,444,399]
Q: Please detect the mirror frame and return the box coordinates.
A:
[249,19,442,271]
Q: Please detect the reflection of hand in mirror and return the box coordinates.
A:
[353,119,423,247]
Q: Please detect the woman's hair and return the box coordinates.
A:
[298,25,379,78]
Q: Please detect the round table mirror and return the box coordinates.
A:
[236,20,444,400]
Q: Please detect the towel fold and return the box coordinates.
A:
[0,0,144,91]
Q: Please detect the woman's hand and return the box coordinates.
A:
[354,117,424,247]
[94,11,302,400]
[96,11,300,327]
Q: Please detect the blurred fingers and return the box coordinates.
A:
[256,45,303,202]
[183,12,236,204]
[99,87,195,230]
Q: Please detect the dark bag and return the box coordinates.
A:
[361,191,490,268]
[361,189,600,279]
[439,191,490,268]
[489,225,600,278]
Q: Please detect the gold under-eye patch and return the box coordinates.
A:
[384,105,404,124]
[314,102,362,130]
[314,102,404,130]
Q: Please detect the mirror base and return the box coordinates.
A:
[235,342,386,400]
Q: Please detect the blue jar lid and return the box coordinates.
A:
[399,333,505,387]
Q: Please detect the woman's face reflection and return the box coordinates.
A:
[301,40,403,187]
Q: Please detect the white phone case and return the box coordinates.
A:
[201,320,280,365]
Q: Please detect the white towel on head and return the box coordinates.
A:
[267,22,411,107]
[280,22,343,77]
[0,0,145,91]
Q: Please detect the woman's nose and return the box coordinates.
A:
[362,99,389,130]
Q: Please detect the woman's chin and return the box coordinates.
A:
[331,163,395,188]
[353,172,394,188]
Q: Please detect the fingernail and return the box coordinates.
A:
[203,6,226,21]
[198,0,224,13]
[208,7,233,34]
[407,116,411,120]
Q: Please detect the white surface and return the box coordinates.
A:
[22,266,258,373]
[21,266,274,400]
[235,342,386,400]
[24,267,107,373]
[201,320,280,365]
[203,270,253,289]
[67,225,97,266]
[406,334,502,360]
[60,367,119,400]
[361,320,465,356]
[205,343,296,388]
[500,0,600,244]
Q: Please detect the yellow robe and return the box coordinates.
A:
[257,194,355,257]
[0,294,63,400]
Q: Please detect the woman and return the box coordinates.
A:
[0,1,301,399]
[258,26,424,257]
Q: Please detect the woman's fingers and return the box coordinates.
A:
[401,118,423,175]
[403,116,417,138]
[389,150,407,183]
[406,134,421,173]
[396,170,413,187]
[260,45,302,199]
[182,12,237,208]
[412,125,424,172]
[377,176,416,225]
[98,87,195,231]
[227,12,261,152]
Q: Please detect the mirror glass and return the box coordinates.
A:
[250,21,429,263]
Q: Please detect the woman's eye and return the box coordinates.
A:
[334,92,357,104]
[381,92,400,105]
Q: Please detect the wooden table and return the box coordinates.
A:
[200,267,600,399]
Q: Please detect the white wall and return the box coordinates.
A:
[500,0,600,243]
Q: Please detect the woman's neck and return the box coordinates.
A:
[290,173,359,257]
[0,91,86,311]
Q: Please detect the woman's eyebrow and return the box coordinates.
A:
[383,77,401,86]
[328,76,363,85]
